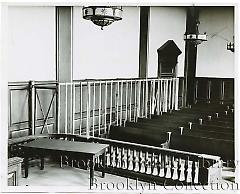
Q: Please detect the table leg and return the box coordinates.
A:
[40,156,44,170]
[59,155,63,168]
[90,157,95,186]
[24,155,29,178]
[102,151,106,178]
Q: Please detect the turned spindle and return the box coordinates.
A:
[179,127,184,135]
[165,155,172,178]
[186,160,193,183]
[179,159,185,181]
[172,158,179,180]
[189,122,192,129]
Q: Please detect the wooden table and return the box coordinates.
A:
[20,138,109,186]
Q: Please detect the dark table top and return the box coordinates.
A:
[21,138,109,155]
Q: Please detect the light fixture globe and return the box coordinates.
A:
[184,33,207,46]
[82,6,123,30]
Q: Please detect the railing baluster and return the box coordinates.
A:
[152,80,156,115]
[145,79,148,118]
[149,81,152,117]
[160,80,163,113]
[122,147,127,169]
[159,154,164,177]
[106,146,111,167]
[146,152,151,174]
[116,81,119,126]
[129,80,133,121]
[104,81,108,134]
[79,82,83,136]
[168,79,172,110]
[111,146,116,167]
[172,157,178,180]
[186,159,193,183]
[110,81,113,127]
[165,80,169,112]
[137,80,141,119]
[125,81,128,123]
[116,147,121,168]
[133,150,139,172]
[128,149,133,170]
[171,78,175,110]
[93,82,96,135]
[134,80,137,122]
[72,83,75,134]
[98,81,102,135]
[87,82,90,138]
[140,151,145,173]
[65,84,68,134]
[179,158,185,181]
[57,84,60,134]
[142,81,145,117]
[120,81,123,125]
[152,153,158,175]
[157,80,160,115]
[194,161,199,184]
[165,155,172,178]
[70,83,73,134]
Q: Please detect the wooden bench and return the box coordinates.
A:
[169,133,234,161]
[109,126,169,148]
[190,123,234,134]
[126,121,234,140]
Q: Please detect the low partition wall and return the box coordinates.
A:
[46,133,221,186]
[178,77,234,105]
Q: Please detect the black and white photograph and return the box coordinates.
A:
[0,0,239,193]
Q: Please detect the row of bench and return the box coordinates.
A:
[108,103,234,162]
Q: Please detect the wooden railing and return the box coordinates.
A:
[8,81,57,138]
[178,77,234,106]
[8,78,179,139]
[194,77,234,104]
[47,133,222,185]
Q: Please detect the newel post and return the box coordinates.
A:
[28,80,36,135]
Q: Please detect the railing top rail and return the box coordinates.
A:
[8,76,234,87]
[90,136,220,162]
[178,76,234,80]
[8,80,58,86]
[8,77,179,87]
[73,77,178,82]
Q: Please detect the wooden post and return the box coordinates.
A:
[56,6,73,133]
[139,6,150,78]
[28,80,36,135]
[183,7,199,107]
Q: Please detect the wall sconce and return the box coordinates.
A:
[227,36,234,52]
[82,6,123,30]
[227,42,234,52]
[184,21,207,46]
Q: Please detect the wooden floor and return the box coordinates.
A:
[18,160,235,187]
[19,161,147,187]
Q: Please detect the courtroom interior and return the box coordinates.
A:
[2,4,236,190]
